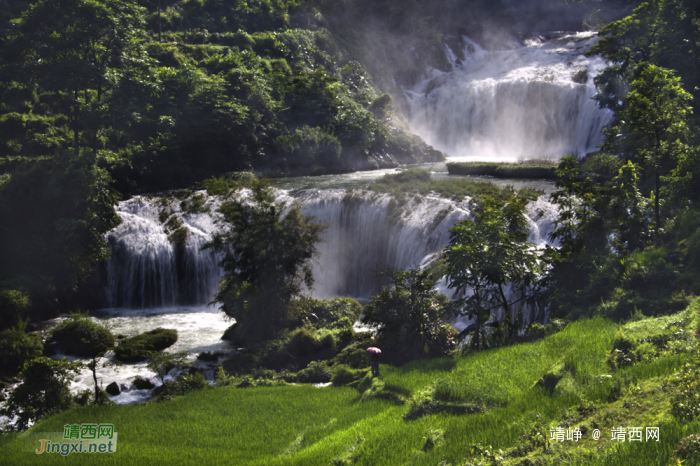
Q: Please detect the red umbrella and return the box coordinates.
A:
[366,347,381,354]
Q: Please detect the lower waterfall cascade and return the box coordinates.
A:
[103,189,560,307]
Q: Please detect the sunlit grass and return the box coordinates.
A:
[2,314,698,465]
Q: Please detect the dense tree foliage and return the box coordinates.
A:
[445,201,546,350]
[204,181,326,345]
[2,357,81,430]
[0,320,42,374]
[363,268,456,363]
[545,0,700,321]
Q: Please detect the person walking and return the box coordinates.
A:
[367,347,381,378]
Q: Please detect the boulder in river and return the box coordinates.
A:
[132,376,155,390]
[106,381,120,396]
[114,328,178,362]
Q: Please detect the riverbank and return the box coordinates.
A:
[446,162,558,180]
[2,304,699,465]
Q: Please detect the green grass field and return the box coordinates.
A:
[2,313,699,465]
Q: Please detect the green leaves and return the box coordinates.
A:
[444,199,545,350]
[362,268,456,363]
[205,180,326,345]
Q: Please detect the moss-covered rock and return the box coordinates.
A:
[114,328,178,362]
[132,376,155,390]
[46,315,115,358]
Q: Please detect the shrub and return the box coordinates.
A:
[671,351,700,420]
[331,364,368,386]
[296,360,332,384]
[287,327,319,357]
[3,357,81,431]
[0,289,31,330]
[152,371,208,400]
[673,433,700,461]
[47,315,115,358]
[221,352,259,374]
[0,322,43,374]
[305,297,362,330]
[114,328,178,362]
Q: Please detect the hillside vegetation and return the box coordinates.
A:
[1,305,699,465]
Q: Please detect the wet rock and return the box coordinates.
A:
[106,382,120,396]
[132,376,155,390]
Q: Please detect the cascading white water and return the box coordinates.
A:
[104,189,558,306]
[296,190,471,297]
[405,32,614,161]
[104,196,222,308]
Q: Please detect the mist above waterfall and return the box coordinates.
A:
[406,32,613,161]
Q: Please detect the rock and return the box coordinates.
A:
[120,383,130,392]
[114,328,178,362]
[535,371,564,394]
[105,381,120,396]
[221,323,239,343]
[132,376,155,390]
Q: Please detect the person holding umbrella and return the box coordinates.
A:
[366,347,381,378]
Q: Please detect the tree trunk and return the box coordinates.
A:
[158,0,162,43]
[654,166,660,239]
[93,84,102,157]
[73,89,80,153]
[498,283,513,341]
[91,357,100,405]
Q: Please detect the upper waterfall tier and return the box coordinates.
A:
[103,189,558,309]
[405,32,613,161]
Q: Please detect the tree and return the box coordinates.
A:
[2,0,149,155]
[2,357,81,431]
[0,155,120,319]
[616,64,693,237]
[47,314,115,404]
[444,200,543,350]
[586,1,663,114]
[204,181,326,345]
[147,351,189,396]
[548,155,596,251]
[362,268,456,363]
[607,161,653,253]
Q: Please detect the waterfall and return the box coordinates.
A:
[405,32,613,161]
[104,196,222,308]
[103,189,557,307]
[296,190,471,298]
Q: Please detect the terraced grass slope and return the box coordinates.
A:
[2,306,699,465]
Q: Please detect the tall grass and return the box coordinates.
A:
[2,316,697,465]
